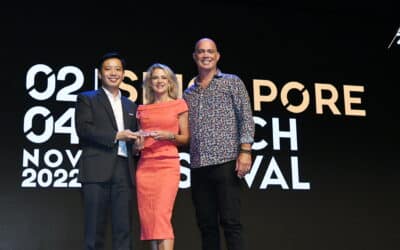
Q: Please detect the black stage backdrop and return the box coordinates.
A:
[1,1,399,250]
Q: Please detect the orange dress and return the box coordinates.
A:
[136,98,188,240]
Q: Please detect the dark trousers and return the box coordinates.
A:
[191,160,245,250]
[82,156,133,250]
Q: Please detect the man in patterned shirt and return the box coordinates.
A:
[183,37,255,250]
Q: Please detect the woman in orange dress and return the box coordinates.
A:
[135,63,189,250]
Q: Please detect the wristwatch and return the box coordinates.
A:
[239,148,252,154]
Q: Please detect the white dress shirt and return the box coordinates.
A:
[103,87,128,157]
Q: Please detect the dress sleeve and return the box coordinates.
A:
[176,99,189,114]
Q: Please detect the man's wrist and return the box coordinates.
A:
[114,132,118,143]
[239,148,252,154]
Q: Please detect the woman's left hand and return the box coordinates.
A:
[151,131,173,141]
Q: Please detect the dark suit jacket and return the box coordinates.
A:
[75,88,138,186]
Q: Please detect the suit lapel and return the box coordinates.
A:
[98,88,118,130]
[121,96,130,130]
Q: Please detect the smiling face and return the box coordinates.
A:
[99,58,124,92]
[150,68,170,97]
[193,38,220,72]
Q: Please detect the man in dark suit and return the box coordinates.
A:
[75,52,139,250]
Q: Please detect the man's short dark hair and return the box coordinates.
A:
[98,52,126,70]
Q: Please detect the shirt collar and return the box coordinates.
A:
[102,87,121,101]
[214,69,223,78]
[195,69,223,86]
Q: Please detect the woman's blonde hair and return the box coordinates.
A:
[143,63,179,104]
